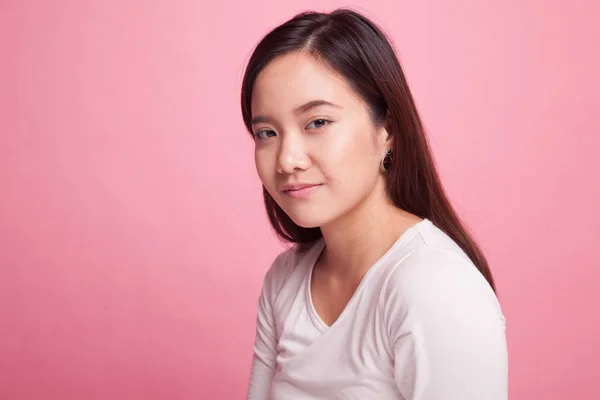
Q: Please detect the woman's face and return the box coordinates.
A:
[250,52,390,228]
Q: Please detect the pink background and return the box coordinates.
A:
[1,0,598,398]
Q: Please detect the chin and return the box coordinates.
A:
[281,207,332,229]
[287,213,326,229]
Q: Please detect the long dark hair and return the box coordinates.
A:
[240,8,496,292]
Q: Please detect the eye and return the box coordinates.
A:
[306,118,331,130]
[253,129,276,141]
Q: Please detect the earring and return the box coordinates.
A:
[381,148,392,172]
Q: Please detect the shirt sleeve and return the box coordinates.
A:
[384,247,508,400]
[247,252,288,400]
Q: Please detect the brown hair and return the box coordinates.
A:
[240,8,496,292]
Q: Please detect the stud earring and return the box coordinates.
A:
[381,148,392,172]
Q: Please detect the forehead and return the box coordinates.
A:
[251,52,359,113]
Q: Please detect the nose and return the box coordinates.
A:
[276,132,311,174]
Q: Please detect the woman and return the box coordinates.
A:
[240,8,508,400]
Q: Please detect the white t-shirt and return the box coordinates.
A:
[247,219,508,400]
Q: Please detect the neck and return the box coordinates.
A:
[317,180,422,282]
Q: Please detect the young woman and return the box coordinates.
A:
[240,8,508,400]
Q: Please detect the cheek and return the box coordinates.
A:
[320,123,379,175]
[254,149,276,187]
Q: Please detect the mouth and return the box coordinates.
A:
[282,184,323,198]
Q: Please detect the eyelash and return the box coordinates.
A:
[253,118,332,141]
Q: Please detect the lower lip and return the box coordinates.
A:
[284,184,323,198]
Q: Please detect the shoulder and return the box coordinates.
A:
[382,233,508,398]
[261,245,298,296]
[382,245,505,329]
[260,240,322,300]
[386,245,495,298]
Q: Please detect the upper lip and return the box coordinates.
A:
[280,182,322,192]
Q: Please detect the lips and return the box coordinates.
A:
[281,183,321,192]
[280,183,323,198]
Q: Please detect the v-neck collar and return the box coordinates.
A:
[304,218,430,333]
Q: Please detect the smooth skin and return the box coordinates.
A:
[250,51,423,326]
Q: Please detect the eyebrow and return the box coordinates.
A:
[250,100,342,126]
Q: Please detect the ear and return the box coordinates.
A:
[377,123,393,149]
